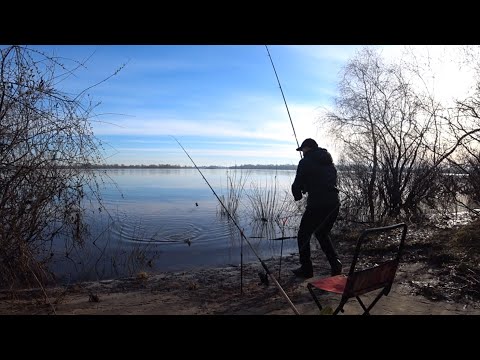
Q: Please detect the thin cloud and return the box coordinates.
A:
[92,94,329,142]
[288,45,363,62]
[29,45,457,165]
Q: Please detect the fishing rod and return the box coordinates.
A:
[266,47,342,279]
[266,45,303,278]
[250,236,297,241]
[172,136,300,315]
[265,45,302,159]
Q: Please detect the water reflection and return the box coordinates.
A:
[48,168,300,283]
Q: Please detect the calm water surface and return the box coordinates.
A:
[50,168,302,282]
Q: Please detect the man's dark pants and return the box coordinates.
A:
[297,202,340,271]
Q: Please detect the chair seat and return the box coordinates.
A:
[306,223,407,315]
[309,275,347,294]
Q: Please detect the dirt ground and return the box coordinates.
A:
[2,220,480,315]
[1,253,479,315]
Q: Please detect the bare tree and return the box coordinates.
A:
[0,46,120,288]
[325,48,387,222]
[446,86,480,215]
[321,46,480,224]
[411,45,480,218]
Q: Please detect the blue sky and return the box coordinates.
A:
[16,45,475,166]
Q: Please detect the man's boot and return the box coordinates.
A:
[292,265,313,279]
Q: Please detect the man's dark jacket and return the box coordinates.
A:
[291,147,339,208]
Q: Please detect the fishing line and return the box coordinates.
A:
[172,135,300,315]
[265,45,302,159]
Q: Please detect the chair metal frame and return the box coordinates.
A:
[307,223,407,315]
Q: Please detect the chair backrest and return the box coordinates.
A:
[343,223,407,298]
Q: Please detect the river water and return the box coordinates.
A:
[48,168,303,283]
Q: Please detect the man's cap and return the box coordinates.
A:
[296,138,318,151]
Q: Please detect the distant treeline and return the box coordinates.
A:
[60,163,473,173]
[5,163,470,174]
[77,163,299,170]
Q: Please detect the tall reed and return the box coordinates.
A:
[245,173,301,242]
[217,169,250,218]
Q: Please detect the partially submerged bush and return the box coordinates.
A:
[0,46,119,288]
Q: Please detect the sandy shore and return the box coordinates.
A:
[1,252,479,315]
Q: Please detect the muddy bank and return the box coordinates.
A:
[1,252,479,315]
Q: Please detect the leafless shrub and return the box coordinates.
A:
[321,47,480,224]
[0,45,123,288]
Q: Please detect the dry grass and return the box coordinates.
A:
[218,169,249,218]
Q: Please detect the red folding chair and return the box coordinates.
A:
[307,223,407,315]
